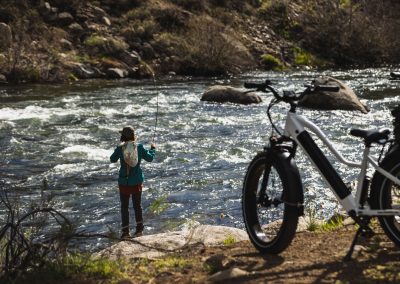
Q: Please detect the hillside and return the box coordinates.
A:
[0,0,400,83]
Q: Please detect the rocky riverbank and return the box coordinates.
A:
[1,0,400,84]
[92,222,400,283]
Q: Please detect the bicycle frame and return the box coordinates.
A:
[284,111,400,217]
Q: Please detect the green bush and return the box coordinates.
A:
[84,35,128,55]
[16,254,127,283]
[84,35,107,47]
[293,47,330,68]
[294,47,313,66]
[259,0,288,16]
[124,8,152,21]
[260,54,284,70]
[223,234,236,245]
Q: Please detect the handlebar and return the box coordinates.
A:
[313,85,340,92]
[244,79,340,103]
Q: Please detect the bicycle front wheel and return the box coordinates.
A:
[242,151,300,254]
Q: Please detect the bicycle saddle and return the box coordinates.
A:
[350,128,391,146]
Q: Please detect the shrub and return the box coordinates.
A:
[298,0,400,65]
[124,8,152,21]
[148,195,170,215]
[170,0,207,12]
[259,0,290,32]
[153,7,189,30]
[223,234,236,245]
[177,16,253,75]
[153,256,190,271]
[259,0,288,16]
[17,254,127,283]
[319,215,345,232]
[84,35,128,56]
[293,47,313,66]
[260,54,284,70]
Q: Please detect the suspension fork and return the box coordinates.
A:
[258,147,272,207]
[258,136,298,207]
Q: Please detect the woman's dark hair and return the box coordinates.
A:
[119,126,135,142]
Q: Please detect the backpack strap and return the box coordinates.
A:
[122,144,131,179]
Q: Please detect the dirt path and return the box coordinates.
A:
[128,224,400,283]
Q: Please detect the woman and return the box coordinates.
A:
[110,126,155,238]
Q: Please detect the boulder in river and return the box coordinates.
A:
[94,225,249,259]
[298,76,369,113]
[201,85,262,105]
[390,72,400,80]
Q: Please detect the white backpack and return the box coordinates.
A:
[122,141,138,170]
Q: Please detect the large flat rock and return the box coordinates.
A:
[95,225,249,260]
[201,85,262,105]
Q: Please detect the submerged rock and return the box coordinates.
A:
[201,85,262,105]
[299,76,369,113]
[390,72,400,80]
[95,225,249,260]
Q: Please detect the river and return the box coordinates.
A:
[0,68,399,248]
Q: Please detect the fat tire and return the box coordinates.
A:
[370,145,400,247]
[242,151,300,254]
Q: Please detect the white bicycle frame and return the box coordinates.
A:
[284,111,400,217]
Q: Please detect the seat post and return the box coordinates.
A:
[355,146,370,206]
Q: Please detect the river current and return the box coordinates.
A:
[0,68,399,247]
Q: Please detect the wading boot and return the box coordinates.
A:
[133,223,144,238]
[121,226,131,239]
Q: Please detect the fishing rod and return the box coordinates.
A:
[152,73,159,144]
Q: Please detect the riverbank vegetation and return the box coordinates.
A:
[0,0,399,83]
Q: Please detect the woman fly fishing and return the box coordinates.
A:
[110,126,156,239]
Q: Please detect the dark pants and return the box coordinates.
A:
[119,191,143,233]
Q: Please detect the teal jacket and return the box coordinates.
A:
[110,143,155,186]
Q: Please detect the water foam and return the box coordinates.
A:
[0,106,82,121]
[60,145,111,161]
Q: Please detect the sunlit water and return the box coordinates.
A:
[1,68,399,248]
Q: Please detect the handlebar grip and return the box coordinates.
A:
[315,85,340,92]
[244,82,263,89]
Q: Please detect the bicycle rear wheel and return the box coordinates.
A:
[370,148,400,246]
[242,151,300,254]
